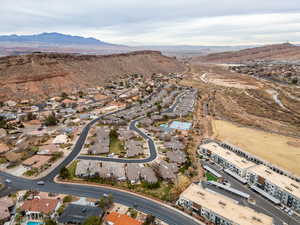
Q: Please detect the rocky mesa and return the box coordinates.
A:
[0,51,184,101]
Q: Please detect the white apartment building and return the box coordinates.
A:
[177,183,274,225]
[247,164,300,212]
[199,142,257,183]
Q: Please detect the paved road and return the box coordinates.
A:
[0,172,200,225]
[78,120,158,163]
[203,161,300,225]
[0,90,203,225]
[78,91,186,163]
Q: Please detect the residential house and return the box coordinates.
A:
[52,135,68,145]
[37,144,60,155]
[104,212,142,225]
[166,150,187,165]
[98,162,126,181]
[139,118,153,127]
[125,140,144,158]
[0,196,14,223]
[88,126,110,154]
[0,142,9,155]
[118,127,136,141]
[164,139,185,151]
[22,155,52,169]
[21,198,61,220]
[158,161,178,180]
[58,204,103,225]
[76,160,126,181]
[140,167,158,184]
[126,163,142,184]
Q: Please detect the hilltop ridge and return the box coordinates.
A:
[0,51,184,101]
[194,43,300,63]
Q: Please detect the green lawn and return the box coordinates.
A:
[205,172,218,181]
[68,160,78,179]
[109,129,125,155]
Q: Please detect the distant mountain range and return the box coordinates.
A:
[0,32,116,46]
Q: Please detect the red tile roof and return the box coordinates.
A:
[105,212,142,225]
[21,198,59,214]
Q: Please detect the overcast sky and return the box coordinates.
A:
[1,0,300,46]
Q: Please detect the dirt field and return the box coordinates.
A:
[201,72,260,89]
[190,63,263,89]
[212,119,300,176]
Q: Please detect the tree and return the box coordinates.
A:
[63,195,72,203]
[44,219,57,225]
[292,77,298,85]
[0,116,7,129]
[143,214,156,225]
[44,113,58,126]
[82,216,102,225]
[61,92,68,99]
[59,167,71,179]
[26,112,36,121]
[163,115,168,121]
[98,197,106,209]
[107,194,113,206]
[98,194,114,210]
[78,91,85,98]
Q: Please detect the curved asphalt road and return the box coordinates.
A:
[0,91,202,225]
[77,91,186,163]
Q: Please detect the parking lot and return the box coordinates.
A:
[201,160,300,225]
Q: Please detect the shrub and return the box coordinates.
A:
[44,113,58,126]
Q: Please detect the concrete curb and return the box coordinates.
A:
[54,177,204,225]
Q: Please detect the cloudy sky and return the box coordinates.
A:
[1,0,300,46]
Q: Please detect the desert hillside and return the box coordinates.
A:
[0,51,184,101]
[194,43,300,63]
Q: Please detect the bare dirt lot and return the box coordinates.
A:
[212,119,300,176]
[191,63,263,89]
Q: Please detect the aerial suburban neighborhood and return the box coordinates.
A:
[1,3,300,225]
[0,58,299,225]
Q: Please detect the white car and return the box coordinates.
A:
[37,181,45,185]
[288,210,294,216]
[5,179,11,184]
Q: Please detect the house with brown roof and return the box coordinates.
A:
[21,198,60,220]
[22,155,51,169]
[4,152,22,163]
[0,142,9,155]
[61,98,77,108]
[104,212,142,225]
[0,196,14,222]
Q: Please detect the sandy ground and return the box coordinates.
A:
[200,72,260,89]
[212,119,300,176]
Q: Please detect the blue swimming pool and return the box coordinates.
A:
[169,121,192,130]
[26,222,43,225]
